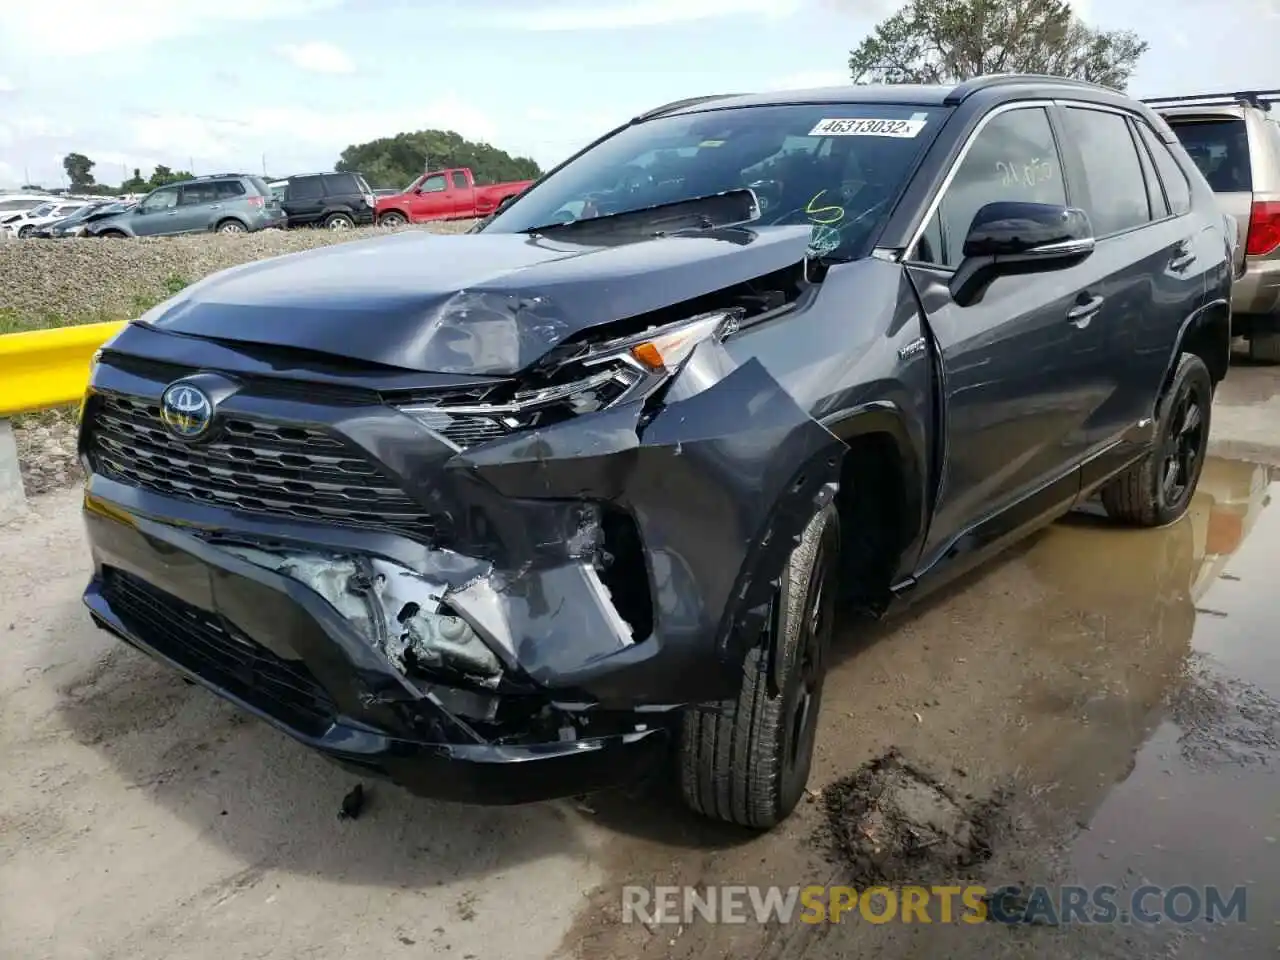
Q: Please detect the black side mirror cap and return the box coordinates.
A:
[949,201,1095,306]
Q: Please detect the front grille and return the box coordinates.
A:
[86,393,443,542]
[104,568,337,735]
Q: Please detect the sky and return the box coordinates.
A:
[0,0,1275,190]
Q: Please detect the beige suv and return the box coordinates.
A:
[1147,91,1280,361]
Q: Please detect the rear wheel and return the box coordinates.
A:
[379,211,408,227]
[216,219,247,234]
[679,503,839,829]
[1101,352,1212,527]
[1248,333,1280,364]
[324,212,355,230]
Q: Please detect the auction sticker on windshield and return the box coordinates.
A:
[809,118,926,138]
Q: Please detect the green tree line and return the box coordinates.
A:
[52,129,541,197]
[336,130,542,190]
[54,153,195,195]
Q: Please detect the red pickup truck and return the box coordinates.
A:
[375,167,534,226]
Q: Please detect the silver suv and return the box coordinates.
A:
[1147,91,1280,361]
[88,174,285,239]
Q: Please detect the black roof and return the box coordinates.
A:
[646,74,1131,120]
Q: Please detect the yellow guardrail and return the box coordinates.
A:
[0,320,125,417]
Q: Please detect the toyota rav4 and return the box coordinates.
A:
[78,75,1234,829]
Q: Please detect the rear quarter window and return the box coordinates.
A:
[1165,117,1252,192]
[214,180,247,199]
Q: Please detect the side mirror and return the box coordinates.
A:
[949,201,1095,306]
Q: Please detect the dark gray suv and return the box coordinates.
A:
[89,175,285,238]
[77,75,1233,829]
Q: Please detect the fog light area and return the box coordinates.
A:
[223,546,505,688]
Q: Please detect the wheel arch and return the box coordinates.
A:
[820,401,930,606]
[1166,297,1231,393]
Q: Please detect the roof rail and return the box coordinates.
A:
[1141,90,1280,110]
[944,73,1115,105]
[632,93,742,123]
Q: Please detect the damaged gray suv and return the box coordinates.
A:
[79,75,1233,828]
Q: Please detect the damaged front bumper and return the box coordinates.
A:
[78,321,844,804]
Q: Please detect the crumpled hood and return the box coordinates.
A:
[141,224,816,375]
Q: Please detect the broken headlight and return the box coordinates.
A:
[398,309,741,450]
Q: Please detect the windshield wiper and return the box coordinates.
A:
[520,188,759,237]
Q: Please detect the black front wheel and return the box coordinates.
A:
[679,503,840,829]
[1101,352,1212,527]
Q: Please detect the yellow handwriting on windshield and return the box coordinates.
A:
[805,190,845,225]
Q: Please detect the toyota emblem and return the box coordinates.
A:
[160,382,214,440]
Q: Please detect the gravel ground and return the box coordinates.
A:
[3,222,473,496]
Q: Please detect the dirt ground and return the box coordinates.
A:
[3,358,1279,960]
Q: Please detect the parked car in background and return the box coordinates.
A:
[69,201,139,237]
[0,194,57,219]
[31,200,119,238]
[5,198,93,238]
[276,171,376,229]
[87,175,284,238]
[1146,90,1280,360]
[374,167,534,225]
[77,75,1231,829]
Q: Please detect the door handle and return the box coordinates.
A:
[1066,295,1105,328]
[1168,247,1196,272]
[209,204,222,210]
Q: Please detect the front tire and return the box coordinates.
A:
[1101,352,1212,527]
[378,211,408,227]
[17,225,33,239]
[679,503,839,829]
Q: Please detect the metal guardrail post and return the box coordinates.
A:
[0,418,24,519]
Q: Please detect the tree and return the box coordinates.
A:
[63,152,96,191]
[146,165,194,189]
[120,167,149,193]
[848,0,1147,91]
[336,130,542,190]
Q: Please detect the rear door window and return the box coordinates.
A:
[289,176,325,200]
[179,183,219,206]
[1164,117,1252,192]
[322,173,359,196]
[1059,107,1152,237]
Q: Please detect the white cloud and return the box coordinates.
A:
[279,40,356,74]
[128,96,498,163]
[0,76,15,93]
[506,0,801,30]
[0,0,344,56]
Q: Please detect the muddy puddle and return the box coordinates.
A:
[564,457,1280,960]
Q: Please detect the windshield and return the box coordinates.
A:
[482,102,944,255]
[29,202,55,218]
